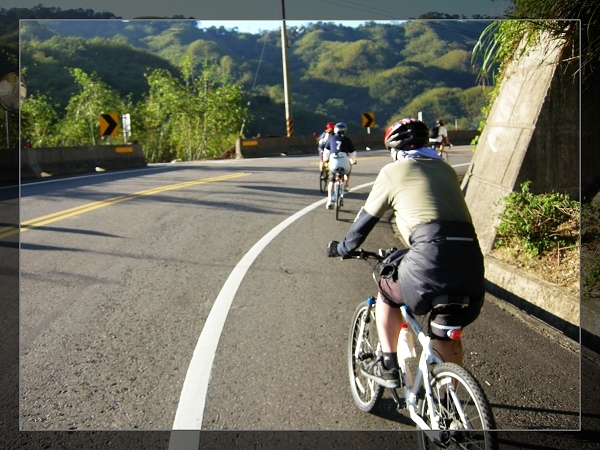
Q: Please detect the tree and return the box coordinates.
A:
[135,56,251,162]
[393,85,490,130]
[56,68,126,146]
[20,92,59,147]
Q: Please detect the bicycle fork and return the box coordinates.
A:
[355,296,376,360]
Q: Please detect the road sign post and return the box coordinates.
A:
[122,113,131,143]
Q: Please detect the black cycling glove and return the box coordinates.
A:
[327,240,340,258]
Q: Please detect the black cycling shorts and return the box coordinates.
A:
[378,276,484,340]
[378,221,485,340]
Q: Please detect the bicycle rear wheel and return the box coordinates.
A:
[334,180,342,220]
[319,169,328,193]
[348,300,383,412]
[417,363,498,450]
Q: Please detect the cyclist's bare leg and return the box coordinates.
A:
[433,339,463,366]
[375,292,403,352]
[327,180,334,202]
[376,287,464,365]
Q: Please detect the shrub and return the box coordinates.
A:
[494,181,579,257]
[582,198,600,299]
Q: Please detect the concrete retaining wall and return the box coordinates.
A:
[461,33,600,347]
[484,257,579,338]
[462,34,578,254]
[236,130,478,159]
[21,144,147,179]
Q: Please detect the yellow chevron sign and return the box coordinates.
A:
[362,112,375,128]
[100,113,119,136]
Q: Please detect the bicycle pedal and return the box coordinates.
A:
[358,352,374,361]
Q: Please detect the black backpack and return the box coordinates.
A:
[429,124,440,139]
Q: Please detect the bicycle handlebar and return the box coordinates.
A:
[344,248,397,262]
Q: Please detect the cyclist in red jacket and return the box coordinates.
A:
[317,122,335,176]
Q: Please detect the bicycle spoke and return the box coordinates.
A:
[348,301,383,412]
[419,364,497,450]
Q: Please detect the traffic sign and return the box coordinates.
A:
[100,113,119,136]
[362,112,375,128]
[122,113,131,137]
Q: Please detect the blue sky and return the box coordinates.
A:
[196,20,397,34]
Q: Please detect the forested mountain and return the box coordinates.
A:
[20,17,492,137]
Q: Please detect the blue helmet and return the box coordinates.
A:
[334,122,347,135]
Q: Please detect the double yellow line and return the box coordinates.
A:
[0,172,250,241]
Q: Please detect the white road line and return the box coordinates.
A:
[168,181,375,447]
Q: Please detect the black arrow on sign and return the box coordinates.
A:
[362,113,374,128]
[101,113,118,136]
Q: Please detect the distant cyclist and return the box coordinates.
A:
[322,122,357,209]
[429,119,449,154]
[318,122,336,177]
[327,118,484,389]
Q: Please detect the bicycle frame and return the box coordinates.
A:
[333,170,345,189]
[399,305,471,434]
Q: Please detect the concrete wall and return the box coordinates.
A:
[21,144,147,179]
[236,130,479,159]
[462,33,578,254]
[581,60,600,200]
[461,33,594,341]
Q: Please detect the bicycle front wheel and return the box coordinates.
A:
[348,300,383,412]
[417,363,498,450]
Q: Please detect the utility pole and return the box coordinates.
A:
[280,0,294,137]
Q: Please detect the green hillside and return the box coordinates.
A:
[20,18,492,137]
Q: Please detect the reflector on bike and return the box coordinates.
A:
[447,328,463,340]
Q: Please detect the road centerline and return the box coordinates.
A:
[0,172,250,240]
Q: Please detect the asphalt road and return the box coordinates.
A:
[13,148,587,440]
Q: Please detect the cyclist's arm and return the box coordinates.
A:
[317,137,326,151]
[344,137,357,162]
[442,127,449,144]
[347,137,356,153]
[348,150,357,161]
[336,207,380,257]
[336,171,392,257]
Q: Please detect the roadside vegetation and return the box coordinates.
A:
[491,182,579,293]
[20,60,250,162]
[472,0,600,298]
